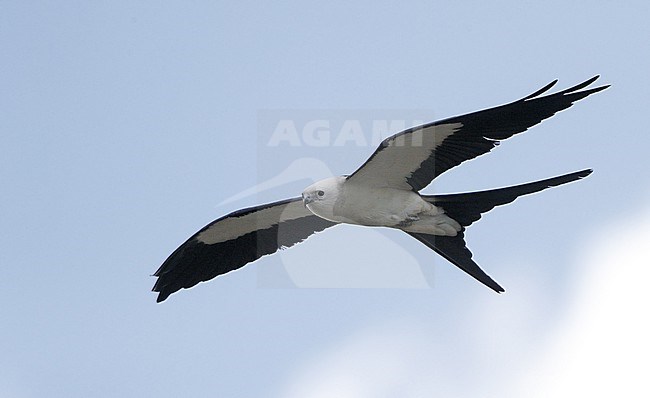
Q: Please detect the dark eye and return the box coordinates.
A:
[317,190,325,197]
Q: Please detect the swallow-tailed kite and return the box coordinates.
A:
[153,76,608,302]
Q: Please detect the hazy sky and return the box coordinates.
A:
[2,2,649,397]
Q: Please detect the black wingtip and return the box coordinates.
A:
[155,290,170,303]
[151,275,171,302]
[559,75,610,96]
[564,168,593,182]
[578,168,593,178]
[522,75,609,102]
[581,84,610,96]
[570,75,600,92]
[521,79,559,101]
[564,75,599,93]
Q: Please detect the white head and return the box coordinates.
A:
[302,176,345,222]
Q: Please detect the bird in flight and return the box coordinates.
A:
[153,76,608,302]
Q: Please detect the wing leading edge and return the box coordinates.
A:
[152,198,337,302]
[347,76,608,192]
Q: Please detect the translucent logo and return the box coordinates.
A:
[218,109,442,289]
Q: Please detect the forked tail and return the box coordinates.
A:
[409,169,592,292]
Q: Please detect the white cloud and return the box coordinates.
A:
[513,203,650,397]
[279,321,449,398]
[278,201,650,398]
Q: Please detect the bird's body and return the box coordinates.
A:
[152,76,609,302]
[303,177,460,235]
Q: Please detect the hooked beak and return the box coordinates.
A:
[302,193,314,207]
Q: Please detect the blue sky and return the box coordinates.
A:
[2,1,649,397]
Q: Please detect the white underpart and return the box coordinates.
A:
[196,200,313,244]
[304,177,461,236]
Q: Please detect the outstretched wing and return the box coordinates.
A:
[152,198,337,302]
[346,76,608,191]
